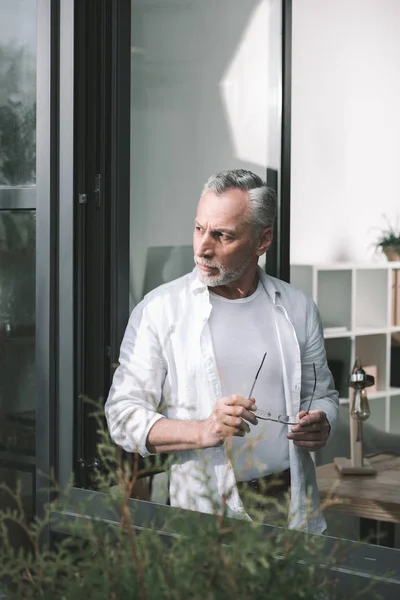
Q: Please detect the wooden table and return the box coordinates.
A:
[316,453,400,547]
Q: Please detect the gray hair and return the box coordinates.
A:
[200,169,277,235]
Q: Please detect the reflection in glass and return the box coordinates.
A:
[130,0,282,309]
[0,210,36,517]
[128,0,283,504]
[0,0,36,186]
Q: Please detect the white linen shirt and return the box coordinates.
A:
[105,267,339,534]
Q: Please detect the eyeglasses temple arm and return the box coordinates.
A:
[247,352,267,399]
[305,362,317,414]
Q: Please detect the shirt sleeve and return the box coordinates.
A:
[104,298,167,457]
[300,299,339,439]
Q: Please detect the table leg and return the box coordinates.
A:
[360,518,396,547]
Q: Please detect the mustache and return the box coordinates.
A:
[195,258,220,269]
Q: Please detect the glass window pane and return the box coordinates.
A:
[0,210,36,520]
[0,0,36,187]
[124,0,283,506]
[130,0,282,308]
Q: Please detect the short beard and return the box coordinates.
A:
[194,252,255,287]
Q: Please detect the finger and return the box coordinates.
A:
[290,422,325,434]
[223,425,249,439]
[297,410,326,427]
[226,395,257,411]
[233,406,258,425]
[287,431,325,442]
[240,409,259,425]
[292,440,326,449]
[224,405,258,424]
[223,394,241,406]
[223,416,251,434]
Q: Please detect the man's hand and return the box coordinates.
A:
[286,409,331,450]
[199,394,258,448]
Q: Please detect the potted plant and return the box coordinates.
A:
[0,402,382,599]
[374,215,400,261]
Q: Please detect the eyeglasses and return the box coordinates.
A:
[247,352,317,426]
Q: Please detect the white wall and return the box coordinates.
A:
[290,0,400,265]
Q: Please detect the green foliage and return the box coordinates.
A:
[0,102,36,186]
[0,212,36,327]
[374,215,400,250]
[0,401,380,599]
[0,41,36,186]
[0,489,331,599]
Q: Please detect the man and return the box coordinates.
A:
[105,169,339,533]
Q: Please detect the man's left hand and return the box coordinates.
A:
[287,410,331,450]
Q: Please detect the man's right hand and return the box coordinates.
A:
[198,394,258,448]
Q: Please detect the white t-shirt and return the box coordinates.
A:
[208,281,290,481]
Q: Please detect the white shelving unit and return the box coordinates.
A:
[291,262,400,434]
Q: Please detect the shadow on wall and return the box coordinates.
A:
[130,0,282,306]
[331,238,353,263]
[142,245,194,298]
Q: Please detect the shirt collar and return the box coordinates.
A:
[189,268,207,294]
[257,266,280,304]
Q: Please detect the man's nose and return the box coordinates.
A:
[196,232,214,257]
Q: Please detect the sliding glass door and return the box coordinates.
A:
[128,0,285,502]
[66,0,290,499]
[0,0,37,528]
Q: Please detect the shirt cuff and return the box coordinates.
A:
[126,411,166,458]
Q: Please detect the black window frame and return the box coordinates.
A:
[72,0,292,482]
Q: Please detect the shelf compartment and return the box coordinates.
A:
[354,326,388,336]
[340,388,400,405]
[354,269,388,329]
[367,396,387,432]
[390,339,400,388]
[325,337,352,398]
[323,327,351,339]
[389,395,400,434]
[339,396,387,431]
[317,270,352,331]
[388,387,400,396]
[355,334,387,392]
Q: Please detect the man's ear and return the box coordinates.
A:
[255,227,273,256]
